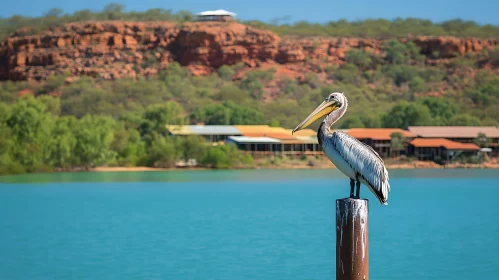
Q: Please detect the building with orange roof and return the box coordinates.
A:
[345,128,415,157]
[408,126,499,156]
[408,138,480,163]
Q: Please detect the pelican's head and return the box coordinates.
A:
[292,92,344,134]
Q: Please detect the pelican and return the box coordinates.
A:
[292,92,391,205]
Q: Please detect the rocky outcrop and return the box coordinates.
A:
[173,22,279,68]
[408,36,498,58]
[0,20,497,81]
[276,37,382,64]
[0,21,179,80]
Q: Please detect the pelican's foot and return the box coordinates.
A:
[355,180,361,199]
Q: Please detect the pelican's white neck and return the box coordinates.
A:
[323,96,348,132]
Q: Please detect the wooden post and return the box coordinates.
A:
[336,198,369,280]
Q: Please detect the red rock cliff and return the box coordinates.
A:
[0,21,497,81]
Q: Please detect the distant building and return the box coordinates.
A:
[408,138,480,163]
[344,128,415,157]
[408,126,499,155]
[166,125,241,142]
[196,9,236,22]
[165,124,320,157]
[233,125,320,157]
[225,136,281,155]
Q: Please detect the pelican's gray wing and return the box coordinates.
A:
[331,131,391,204]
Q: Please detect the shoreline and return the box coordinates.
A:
[4,158,496,176]
[91,161,499,172]
[2,158,497,177]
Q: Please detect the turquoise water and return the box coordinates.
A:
[1,169,498,279]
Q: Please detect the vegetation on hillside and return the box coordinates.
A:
[1,3,499,40]
[2,42,497,127]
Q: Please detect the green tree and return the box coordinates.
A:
[40,75,66,94]
[47,116,78,169]
[239,68,275,99]
[333,63,359,84]
[139,102,185,137]
[190,101,264,125]
[213,85,252,103]
[110,128,146,166]
[176,10,194,22]
[382,102,433,128]
[466,81,499,107]
[340,115,365,129]
[201,144,253,169]
[0,102,11,123]
[345,49,373,69]
[277,78,299,96]
[303,73,321,89]
[269,119,281,127]
[481,117,499,126]
[418,97,459,125]
[226,101,265,125]
[72,115,117,168]
[383,64,416,86]
[383,40,409,64]
[361,114,382,128]
[176,135,208,162]
[147,134,177,168]
[408,76,426,93]
[240,77,265,99]
[0,124,23,175]
[6,96,53,172]
[38,95,61,116]
[474,132,491,148]
[0,102,19,174]
[448,114,481,126]
[217,66,235,81]
[191,104,231,125]
[390,132,407,157]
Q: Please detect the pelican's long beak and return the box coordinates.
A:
[292,100,341,134]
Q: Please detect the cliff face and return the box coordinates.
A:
[0,21,498,81]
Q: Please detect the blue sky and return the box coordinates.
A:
[1,0,498,25]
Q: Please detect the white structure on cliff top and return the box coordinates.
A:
[196,9,236,21]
